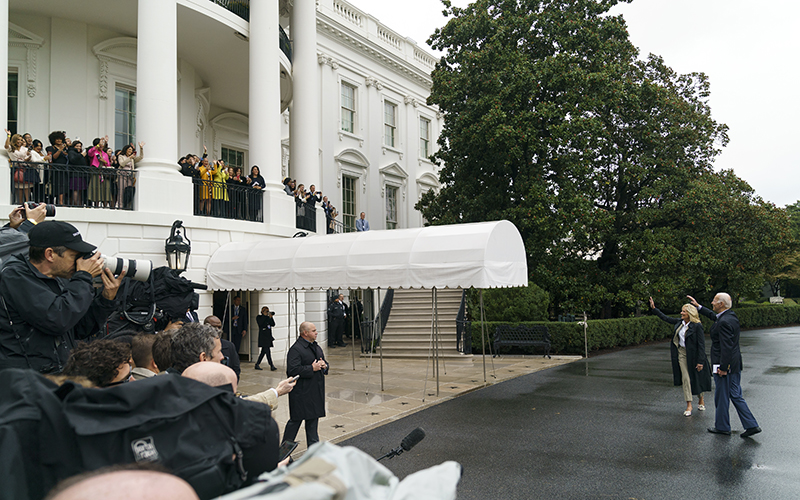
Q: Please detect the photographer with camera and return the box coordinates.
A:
[255,306,276,371]
[0,221,125,373]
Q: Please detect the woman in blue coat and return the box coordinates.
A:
[650,297,713,416]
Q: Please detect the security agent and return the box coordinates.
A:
[0,220,125,373]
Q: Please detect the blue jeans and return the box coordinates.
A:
[714,372,758,432]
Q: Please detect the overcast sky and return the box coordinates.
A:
[347,0,800,207]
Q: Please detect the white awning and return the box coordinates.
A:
[205,220,528,291]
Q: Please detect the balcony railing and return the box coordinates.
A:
[208,1,293,62]
[295,199,316,232]
[192,178,263,222]
[10,161,136,210]
[325,216,355,234]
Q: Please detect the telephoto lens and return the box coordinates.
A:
[101,255,153,282]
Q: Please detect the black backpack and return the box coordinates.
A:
[61,374,279,499]
[0,369,83,500]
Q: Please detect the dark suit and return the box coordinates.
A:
[223,304,248,353]
[283,336,328,446]
[327,300,345,347]
[699,306,758,432]
[220,339,241,381]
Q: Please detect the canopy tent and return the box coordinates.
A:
[205,220,527,291]
[205,220,528,394]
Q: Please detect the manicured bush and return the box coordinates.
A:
[467,283,549,322]
[472,304,800,354]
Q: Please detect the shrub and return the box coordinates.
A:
[467,283,549,322]
[472,303,800,354]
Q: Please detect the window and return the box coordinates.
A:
[114,85,136,150]
[419,117,431,158]
[341,82,356,133]
[221,147,245,170]
[385,185,398,230]
[342,176,357,232]
[384,101,397,148]
[7,72,18,136]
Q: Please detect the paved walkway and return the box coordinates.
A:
[237,346,580,453]
[340,327,800,500]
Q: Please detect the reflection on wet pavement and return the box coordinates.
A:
[238,348,580,453]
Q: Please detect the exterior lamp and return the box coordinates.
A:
[165,220,191,273]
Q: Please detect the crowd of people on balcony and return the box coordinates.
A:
[4,129,141,210]
[283,176,340,233]
[178,147,265,221]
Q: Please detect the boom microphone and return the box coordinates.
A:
[376,427,426,461]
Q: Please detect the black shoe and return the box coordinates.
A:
[707,427,731,435]
[741,426,762,438]
[329,345,337,348]
[270,366,277,371]
[254,365,262,371]
[338,342,347,347]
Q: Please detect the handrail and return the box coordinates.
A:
[9,160,137,210]
[192,177,263,222]
[456,289,471,354]
[360,288,394,353]
[205,2,292,62]
[295,198,316,232]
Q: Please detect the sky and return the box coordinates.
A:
[347,0,800,207]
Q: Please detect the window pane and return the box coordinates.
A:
[7,73,18,135]
[385,186,397,230]
[115,86,137,151]
[342,176,357,231]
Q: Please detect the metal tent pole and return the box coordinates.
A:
[349,288,356,370]
[434,287,440,397]
[378,287,384,392]
[480,289,486,382]
[423,287,434,402]
[285,289,291,367]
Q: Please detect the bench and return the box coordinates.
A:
[493,324,552,358]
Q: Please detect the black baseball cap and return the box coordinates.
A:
[28,221,96,254]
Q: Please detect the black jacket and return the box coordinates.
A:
[699,306,743,373]
[652,308,712,395]
[286,336,328,421]
[256,314,275,348]
[0,254,116,373]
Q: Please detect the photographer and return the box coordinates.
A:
[255,306,276,371]
[0,221,125,373]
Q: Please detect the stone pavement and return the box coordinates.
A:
[237,345,581,453]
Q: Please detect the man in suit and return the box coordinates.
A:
[356,212,370,231]
[283,321,328,446]
[327,294,347,348]
[223,295,248,354]
[204,315,241,381]
[688,293,761,438]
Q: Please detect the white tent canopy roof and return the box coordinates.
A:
[205,220,528,291]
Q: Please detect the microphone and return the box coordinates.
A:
[376,427,425,461]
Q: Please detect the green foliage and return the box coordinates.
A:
[466,283,549,322]
[472,303,800,354]
[419,0,793,318]
[471,316,670,355]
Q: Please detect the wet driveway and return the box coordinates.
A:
[341,326,800,499]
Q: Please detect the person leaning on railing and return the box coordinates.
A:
[5,130,33,204]
[46,131,69,206]
[87,136,113,209]
[117,142,144,210]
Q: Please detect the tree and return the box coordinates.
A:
[417,0,793,316]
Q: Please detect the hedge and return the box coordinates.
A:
[471,304,800,355]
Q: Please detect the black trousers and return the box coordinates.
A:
[329,319,344,346]
[255,347,274,368]
[231,332,243,353]
[283,418,319,446]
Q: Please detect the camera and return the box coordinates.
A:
[23,202,56,218]
[83,251,153,282]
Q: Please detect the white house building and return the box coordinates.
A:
[0,0,442,360]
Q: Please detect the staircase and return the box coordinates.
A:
[375,288,469,359]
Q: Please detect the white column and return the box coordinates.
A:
[134,0,192,215]
[289,1,320,187]
[0,0,10,207]
[0,0,7,132]
[250,0,295,232]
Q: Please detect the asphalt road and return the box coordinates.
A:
[341,326,800,500]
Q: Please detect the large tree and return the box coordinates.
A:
[418,0,789,315]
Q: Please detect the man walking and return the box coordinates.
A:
[283,322,328,447]
[688,293,761,438]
